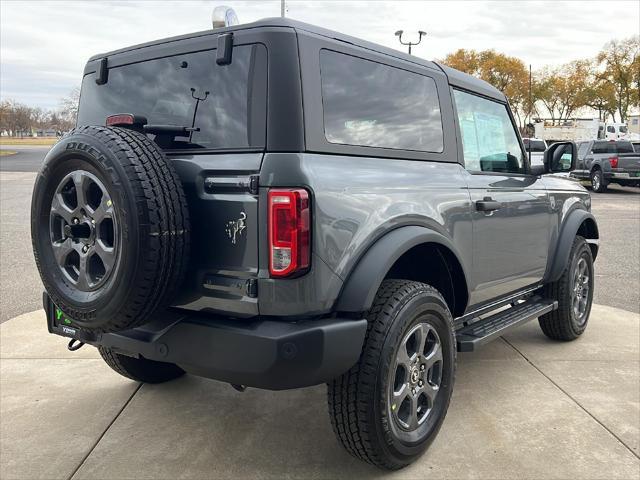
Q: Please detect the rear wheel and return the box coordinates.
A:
[539,235,594,340]
[328,280,455,470]
[99,346,185,384]
[590,169,607,193]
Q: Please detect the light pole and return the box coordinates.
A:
[395,30,426,55]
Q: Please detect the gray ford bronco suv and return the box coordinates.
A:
[31,18,599,470]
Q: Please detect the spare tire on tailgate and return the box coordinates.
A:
[31,125,190,333]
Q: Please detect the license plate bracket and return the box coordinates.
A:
[44,292,95,341]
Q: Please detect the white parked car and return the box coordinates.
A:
[605,123,629,141]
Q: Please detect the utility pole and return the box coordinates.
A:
[395,30,426,55]
[281,0,285,17]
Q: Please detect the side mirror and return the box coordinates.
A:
[543,141,576,173]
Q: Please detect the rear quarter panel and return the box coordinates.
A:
[258,153,474,316]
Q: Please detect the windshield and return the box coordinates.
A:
[523,139,546,152]
[77,44,267,150]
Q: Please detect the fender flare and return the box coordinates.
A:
[546,209,599,282]
[335,226,469,313]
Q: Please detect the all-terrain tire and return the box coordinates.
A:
[590,168,607,193]
[539,235,594,340]
[98,346,185,383]
[31,126,190,333]
[328,280,456,470]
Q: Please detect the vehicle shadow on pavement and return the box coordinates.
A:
[591,185,640,195]
[2,306,638,480]
[72,311,640,480]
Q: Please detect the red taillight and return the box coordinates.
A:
[268,189,310,277]
[609,156,619,169]
[106,114,135,126]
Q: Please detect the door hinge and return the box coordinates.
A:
[249,175,259,195]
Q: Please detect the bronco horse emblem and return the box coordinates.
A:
[225,211,247,244]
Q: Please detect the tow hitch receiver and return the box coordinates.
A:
[67,339,85,351]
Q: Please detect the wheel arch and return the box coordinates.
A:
[546,210,599,282]
[335,226,469,317]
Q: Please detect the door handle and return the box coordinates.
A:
[476,197,501,212]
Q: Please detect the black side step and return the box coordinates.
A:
[456,296,557,352]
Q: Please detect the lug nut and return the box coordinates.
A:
[411,388,416,395]
[420,364,426,371]
[91,219,95,225]
[419,380,424,387]
[82,245,89,253]
[73,218,79,224]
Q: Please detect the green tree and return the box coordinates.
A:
[441,49,529,126]
[582,62,618,121]
[597,36,639,122]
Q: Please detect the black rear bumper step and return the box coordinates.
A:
[44,293,367,390]
[456,296,557,352]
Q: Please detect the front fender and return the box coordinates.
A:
[546,210,599,282]
[335,226,469,313]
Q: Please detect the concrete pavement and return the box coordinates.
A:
[1,305,638,479]
[0,171,42,322]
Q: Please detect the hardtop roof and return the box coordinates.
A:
[88,17,505,102]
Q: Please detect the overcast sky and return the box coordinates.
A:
[1,0,639,110]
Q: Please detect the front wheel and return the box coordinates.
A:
[539,235,594,341]
[328,280,456,470]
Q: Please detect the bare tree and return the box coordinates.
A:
[57,86,81,131]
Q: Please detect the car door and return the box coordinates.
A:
[573,141,591,179]
[452,89,551,306]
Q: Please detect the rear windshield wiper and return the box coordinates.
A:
[143,125,200,135]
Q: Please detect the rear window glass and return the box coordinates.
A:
[319,50,443,153]
[77,44,267,150]
[592,141,634,154]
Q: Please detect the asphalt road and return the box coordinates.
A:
[0,146,638,323]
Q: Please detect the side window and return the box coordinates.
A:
[319,50,444,152]
[606,125,615,133]
[592,142,612,154]
[452,89,525,174]
[577,142,589,159]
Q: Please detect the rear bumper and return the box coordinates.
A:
[44,294,367,390]
[606,171,640,186]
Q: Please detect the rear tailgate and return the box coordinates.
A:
[77,32,272,318]
[170,154,262,317]
[617,153,640,173]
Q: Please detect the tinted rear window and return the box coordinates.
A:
[592,141,634,154]
[319,50,443,153]
[77,44,267,150]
